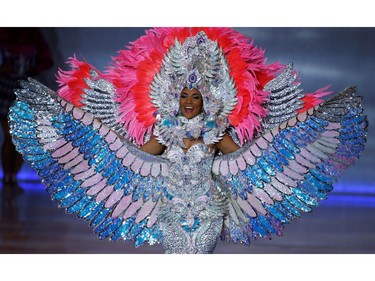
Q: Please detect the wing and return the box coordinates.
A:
[212,86,367,245]
[261,63,330,131]
[9,78,169,247]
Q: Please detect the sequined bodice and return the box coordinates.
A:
[165,143,215,199]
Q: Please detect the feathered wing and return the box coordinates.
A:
[212,86,367,245]
[261,63,331,131]
[9,78,170,247]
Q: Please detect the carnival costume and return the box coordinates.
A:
[8,28,367,253]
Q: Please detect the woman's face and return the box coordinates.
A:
[179,87,203,119]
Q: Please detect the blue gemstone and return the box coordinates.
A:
[298,122,319,139]
[83,201,104,221]
[262,152,283,173]
[65,125,90,142]
[49,168,69,184]
[270,149,288,166]
[250,218,268,238]
[24,152,46,163]
[229,224,244,243]
[124,174,140,196]
[135,228,151,248]
[206,120,216,129]
[57,121,78,135]
[306,118,324,132]
[90,146,112,172]
[340,130,366,140]
[46,173,73,194]
[148,227,162,245]
[12,102,35,120]
[32,156,55,170]
[79,134,101,154]
[305,173,333,192]
[102,157,120,178]
[67,196,91,214]
[142,180,153,201]
[252,164,271,183]
[59,188,85,208]
[100,218,123,240]
[38,162,60,178]
[286,194,312,213]
[243,167,264,188]
[52,181,80,201]
[152,177,163,201]
[90,208,110,228]
[258,157,276,176]
[188,72,197,83]
[281,200,300,218]
[132,181,144,201]
[283,128,308,147]
[274,201,295,220]
[235,178,247,200]
[342,114,366,126]
[94,217,113,235]
[310,116,328,127]
[83,139,105,160]
[279,137,300,154]
[114,168,132,190]
[72,128,96,147]
[266,205,289,224]
[299,180,327,200]
[292,188,318,207]
[111,217,135,241]
[129,220,147,240]
[77,201,101,220]
[310,168,334,184]
[273,138,295,160]
[257,214,278,235]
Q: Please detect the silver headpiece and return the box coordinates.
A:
[150,31,238,148]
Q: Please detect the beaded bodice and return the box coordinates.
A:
[165,143,214,199]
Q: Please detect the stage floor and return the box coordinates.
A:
[1,180,375,254]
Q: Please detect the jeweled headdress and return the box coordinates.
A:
[57,27,329,146]
[150,31,237,147]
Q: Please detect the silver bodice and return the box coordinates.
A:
[159,143,227,254]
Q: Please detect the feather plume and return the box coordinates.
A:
[56,55,99,107]
[298,85,332,113]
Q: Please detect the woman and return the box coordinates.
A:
[141,87,239,253]
[8,28,367,254]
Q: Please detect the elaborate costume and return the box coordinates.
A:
[8,28,367,253]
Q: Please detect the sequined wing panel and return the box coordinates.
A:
[9,78,170,247]
[80,70,129,139]
[261,63,304,130]
[212,86,367,245]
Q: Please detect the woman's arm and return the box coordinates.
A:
[216,133,240,154]
[140,136,166,155]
